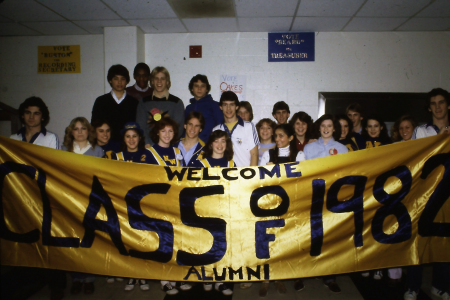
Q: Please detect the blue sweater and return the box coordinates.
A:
[185,94,223,142]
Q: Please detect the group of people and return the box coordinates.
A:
[8,61,450,300]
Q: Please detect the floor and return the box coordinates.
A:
[0,265,442,300]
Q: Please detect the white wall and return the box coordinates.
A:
[0,35,104,139]
[147,32,450,122]
[1,31,449,140]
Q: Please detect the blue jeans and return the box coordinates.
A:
[407,263,449,292]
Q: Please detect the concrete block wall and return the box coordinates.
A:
[1,30,449,140]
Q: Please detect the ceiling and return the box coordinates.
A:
[1,0,449,36]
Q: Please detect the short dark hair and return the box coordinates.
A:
[107,64,130,86]
[335,114,354,140]
[362,115,391,144]
[219,91,239,106]
[149,117,179,145]
[189,74,211,96]
[202,130,234,161]
[133,62,150,76]
[314,114,341,140]
[426,88,449,109]
[91,118,112,130]
[238,101,254,121]
[272,101,290,114]
[289,111,314,140]
[19,96,50,127]
[346,102,363,115]
[391,115,417,142]
[256,118,276,142]
[185,111,205,130]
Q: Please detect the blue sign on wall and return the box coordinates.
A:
[268,32,315,62]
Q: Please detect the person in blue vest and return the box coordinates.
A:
[336,114,366,151]
[92,119,120,159]
[173,111,205,167]
[193,130,235,168]
[361,115,391,148]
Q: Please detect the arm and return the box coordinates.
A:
[296,151,305,162]
[250,145,258,166]
[136,100,153,145]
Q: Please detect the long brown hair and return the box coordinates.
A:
[202,130,234,161]
[63,117,96,152]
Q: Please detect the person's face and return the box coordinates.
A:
[273,110,290,124]
[124,129,140,152]
[72,121,88,143]
[237,107,250,121]
[220,101,238,119]
[152,72,169,93]
[184,118,202,139]
[320,119,334,139]
[366,119,382,138]
[399,120,414,141]
[275,128,293,148]
[293,119,308,138]
[23,106,43,128]
[96,124,111,146]
[134,69,149,89]
[259,122,273,143]
[158,125,174,147]
[212,137,227,157]
[429,95,449,120]
[339,119,349,139]
[192,80,208,100]
[347,110,363,128]
[109,75,127,92]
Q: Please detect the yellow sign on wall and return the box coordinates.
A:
[37,45,80,74]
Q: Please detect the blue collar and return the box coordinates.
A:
[18,126,47,143]
[222,116,244,137]
[189,94,213,104]
[426,121,440,134]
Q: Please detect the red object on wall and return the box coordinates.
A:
[190,45,202,58]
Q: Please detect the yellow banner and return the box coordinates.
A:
[37,45,81,74]
[0,135,449,282]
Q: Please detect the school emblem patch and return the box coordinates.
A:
[329,148,338,155]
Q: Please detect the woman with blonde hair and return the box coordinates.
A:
[63,117,103,157]
[62,117,103,295]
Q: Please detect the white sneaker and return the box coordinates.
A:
[116,277,124,282]
[124,278,136,291]
[431,287,450,300]
[203,283,213,291]
[361,272,370,277]
[162,282,179,295]
[215,283,233,296]
[139,279,149,291]
[179,282,193,291]
[374,270,383,280]
[240,282,253,289]
[106,277,115,283]
[404,289,417,300]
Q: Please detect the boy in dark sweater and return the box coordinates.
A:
[91,64,138,142]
